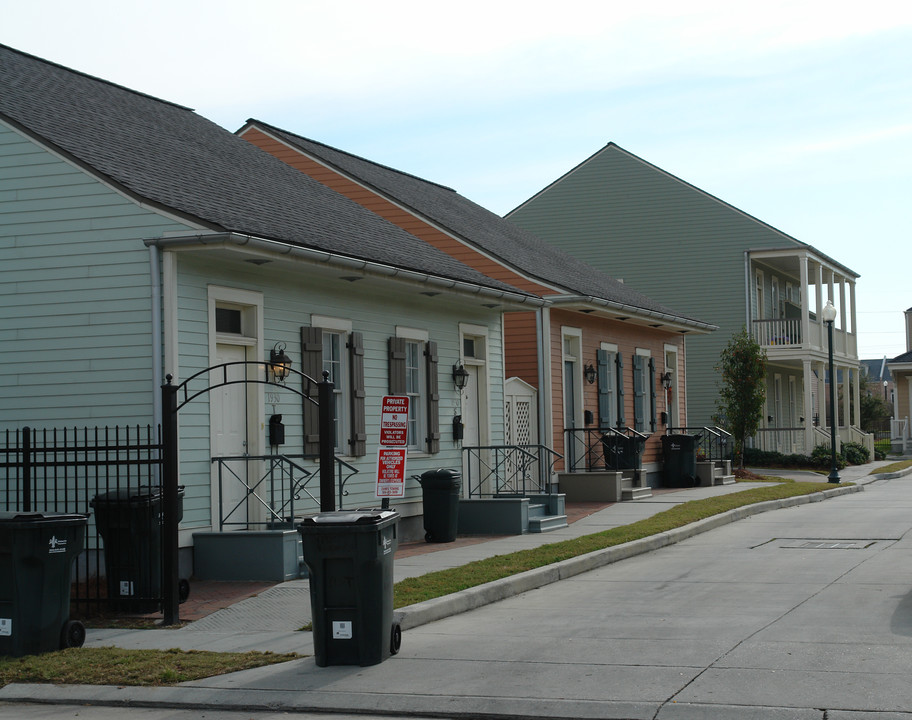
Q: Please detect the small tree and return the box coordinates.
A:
[714,327,767,468]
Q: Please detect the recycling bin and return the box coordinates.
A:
[417,469,461,542]
[661,434,699,487]
[298,509,400,667]
[602,434,645,470]
[91,486,184,612]
[0,511,88,657]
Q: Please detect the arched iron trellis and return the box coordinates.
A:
[160,362,335,625]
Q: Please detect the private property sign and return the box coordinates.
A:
[376,396,409,498]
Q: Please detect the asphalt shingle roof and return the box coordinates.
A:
[0,44,528,297]
[247,120,712,327]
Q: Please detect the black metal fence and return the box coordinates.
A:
[563,427,648,472]
[1,425,163,614]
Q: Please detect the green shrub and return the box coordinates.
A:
[841,442,870,465]
[811,444,847,470]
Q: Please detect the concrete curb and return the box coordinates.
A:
[397,484,863,630]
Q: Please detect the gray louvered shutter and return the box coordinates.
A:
[348,332,366,456]
[633,355,644,431]
[615,352,625,428]
[301,326,323,455]
[648,357,657,433]
[425,341,440,453]
[388,337,406,395]
[597,349,611,429]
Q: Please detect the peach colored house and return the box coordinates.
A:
[239,121,717,501]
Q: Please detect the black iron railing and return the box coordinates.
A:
[668,426,732,462]
[563,427,648,472]
[463,444,561,498]
[211,453,358,530]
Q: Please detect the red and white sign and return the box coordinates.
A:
[379,395,410,447]
[375,447,407,498]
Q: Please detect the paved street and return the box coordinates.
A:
[4,469,912,719]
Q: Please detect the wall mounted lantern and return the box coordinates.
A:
[584,363,597,385]
[453,362,470,391]
[270,342,292,383]
[661,371,672,390]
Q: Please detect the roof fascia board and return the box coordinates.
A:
[242,123,567,296]
[0,114,216,233]
[549,294,717,333]
[144,232,546,309]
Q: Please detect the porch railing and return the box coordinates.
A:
[669,426,733,461]
[752,318,803,347]
[212,453,358,530]
[563,427,648,473]
[752,428,808,455]
[463,444,561,498]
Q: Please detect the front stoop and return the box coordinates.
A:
[697,460,736,486]
[527,502,568,533]
[621,469,653,500]
[458,493,567,535]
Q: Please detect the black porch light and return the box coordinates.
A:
[661,371,672,390]
[270,342,292,383]
[452,362,470,391]
[584,363,597,385]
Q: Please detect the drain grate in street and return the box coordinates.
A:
[777,538,880,550]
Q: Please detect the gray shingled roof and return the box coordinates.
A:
[0,44,528,297]
[245,120,713,328]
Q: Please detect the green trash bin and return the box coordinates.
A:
[298,509,400,667]
[91,486,184,612]
[417,469,461,542]
[661,434,699,487]
[0,511,88,657]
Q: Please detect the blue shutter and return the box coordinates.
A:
[597,349,611,429]
[648,357,657,433]
[616,353,625,428]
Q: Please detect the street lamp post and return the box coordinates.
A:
[822,300,840,483]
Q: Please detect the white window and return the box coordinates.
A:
[322,331,346,451]
[405,340,424,450]
[634,349,651,433]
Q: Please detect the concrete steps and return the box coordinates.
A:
[527,502,568,534]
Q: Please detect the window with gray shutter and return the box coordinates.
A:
[616,352,625,428]
[300,326,323,455]
[425,341,440,454]
[348,332,366,456]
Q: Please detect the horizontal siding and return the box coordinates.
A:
[0,122,193,430]
[508,145,815,426]
[241,128,552,296]
[173,253,506,528]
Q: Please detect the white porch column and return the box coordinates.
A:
[803,359,815,452]
[800,256,810,348]
[852,366,861,428]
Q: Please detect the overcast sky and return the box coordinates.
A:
[5,0,911,360]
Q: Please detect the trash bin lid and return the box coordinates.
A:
[298,508,399,528]
[418,468,462,488]
[90,485,184,507]
[0,511,88,527]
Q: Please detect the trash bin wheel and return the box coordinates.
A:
[179,578,191,604]
[60,620,86,649]
[390,622,402,655]
[424,531,433,543]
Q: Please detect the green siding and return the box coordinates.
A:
[509,145,805,426]
[0,122,192,428]
[172,253,506,528]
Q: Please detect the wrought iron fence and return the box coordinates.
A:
[563,427,648,473]
[669,426,733,461]
[0,425,163,614]
[463,444,561,498]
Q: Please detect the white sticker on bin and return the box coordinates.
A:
[0,618,11,637]
[332,621,353,639]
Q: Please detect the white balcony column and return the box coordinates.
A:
[800,255,810,348]
[803,359,815,451]
[839,277,847,334]
[852,366,861,428]
[849,279,857,337]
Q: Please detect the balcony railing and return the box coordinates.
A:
[563,427,648,473]
[212,453,358,530]
[752,318,802,347]
[463,444,562,498]
[751,428,808,455]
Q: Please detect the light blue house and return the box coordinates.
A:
[0,44,545,577]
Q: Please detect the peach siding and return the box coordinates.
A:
[549,309,687,468]
[504,312,539,386]
[240,128,553,296]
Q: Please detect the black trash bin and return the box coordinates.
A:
[602,434,645,470]
[298,509,400,667]
[0,511,88,657]
[91,486,185,612]
[417,469,461,542]
[661,434,699,487]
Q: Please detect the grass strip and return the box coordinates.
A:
[873,460,912,475]
[0,647,299,688]
[393,480,839,608]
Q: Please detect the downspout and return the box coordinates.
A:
[149,245,163,434]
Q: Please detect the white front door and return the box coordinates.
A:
[461,364,486,496]
[211,343,250,530]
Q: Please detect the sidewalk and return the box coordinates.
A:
[3,458,910,720]
[80,460,891,653]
